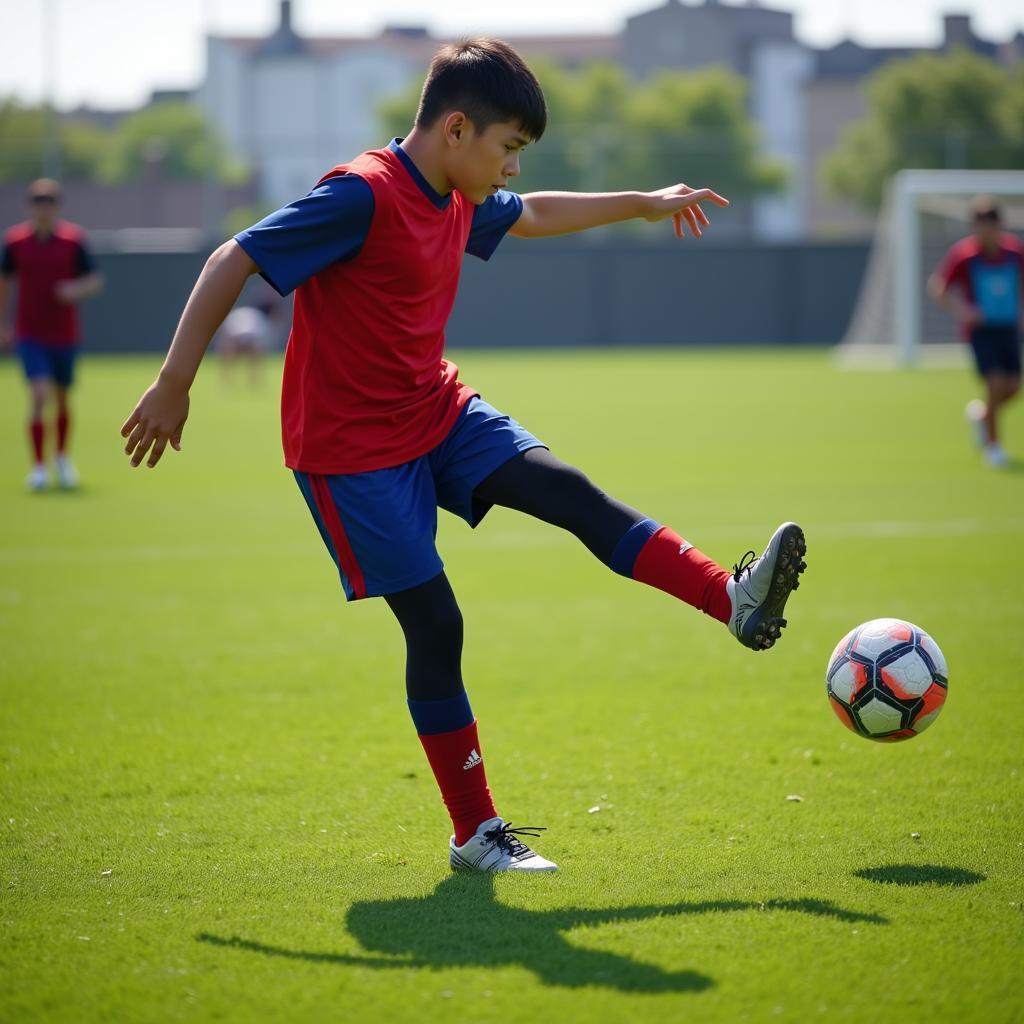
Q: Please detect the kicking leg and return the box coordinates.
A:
[474,447,806,650]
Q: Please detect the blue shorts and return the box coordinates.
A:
[969,326,1020,378]
[294,396,545,600]
[17,339,78,387]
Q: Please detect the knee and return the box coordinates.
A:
[29,382,49,414]
[1005,379,1021,401]
[407,599,464,655]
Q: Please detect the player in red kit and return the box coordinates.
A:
[120,39,807,873]
[929,195,1024,468]
[1,179,104,489]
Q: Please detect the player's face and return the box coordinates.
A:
[454,120,529,204]
[973,214,1000,250]
[28,195,58,230]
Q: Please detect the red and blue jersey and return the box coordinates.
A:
[234,140,523,474]
[935,233,1023,334]
[1,220,95,346]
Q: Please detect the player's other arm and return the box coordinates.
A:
[927,254,981,328]
[121,239,257,468]
[0,243,13,350]
[509,185,729,240]
[0,272,11,351]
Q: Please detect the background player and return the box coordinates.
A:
[929,195,1024,468]
[120,39,806,874]
[0,178,104,490]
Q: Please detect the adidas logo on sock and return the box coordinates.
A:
[463,749,482,771]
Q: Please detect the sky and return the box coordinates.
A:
[1,0,1021,110]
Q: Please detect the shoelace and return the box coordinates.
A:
[482,822,546,859]
[732,550,757,581]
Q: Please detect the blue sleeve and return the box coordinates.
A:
[74,239,95,276]
[234,174,375,295]
[465,190,523,261]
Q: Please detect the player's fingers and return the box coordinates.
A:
[148,437,168,468]
[673,211,683,238]
[170,420,186,452]
[129,428,158,468]
[694,203,711,228]
[121,410,140,438]
[683,207,702,238]
[123,422,148,455]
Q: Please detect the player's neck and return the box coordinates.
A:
[399,129,455,198]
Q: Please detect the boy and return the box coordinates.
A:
[929,195,1024,468]
[121,39,806,873]
[1,178,104,490]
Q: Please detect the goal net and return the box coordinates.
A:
[839,169,1024,367]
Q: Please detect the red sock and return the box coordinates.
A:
[633,526,733,624]
[418,720,497,846]
[56,412,69,454]
[29,419,44,463]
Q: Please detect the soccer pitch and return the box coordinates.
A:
[1,348,1022,1023]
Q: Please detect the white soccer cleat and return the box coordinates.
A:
[965,399,987,449]
[726,522,807,651]
[984,442,1010,468]
[55,454,79,489]
[26,463,49,491]
[449,817,558,873]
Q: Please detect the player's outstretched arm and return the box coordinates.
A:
[121,239,257,468]
[510,184,729,240]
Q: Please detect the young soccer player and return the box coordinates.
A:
[0,179,104,490]
[929,195,1024,468]
[121,39,807,873]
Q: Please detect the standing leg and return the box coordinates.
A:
[385,572,498,846]
[27,376,49,489]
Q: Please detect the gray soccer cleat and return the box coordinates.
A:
[726,522,807,651]
[449,817,558,873]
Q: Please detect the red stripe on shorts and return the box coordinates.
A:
[309,474,368,600]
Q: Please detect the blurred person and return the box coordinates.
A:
[214,279,283,387]
[0,179,104,490]
[929,195,1024,468]
[120,39,807,874]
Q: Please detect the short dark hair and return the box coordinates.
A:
[415,38,547,141]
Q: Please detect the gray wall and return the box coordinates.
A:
[78,239,868,353]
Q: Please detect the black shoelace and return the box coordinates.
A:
[732,550,757,581]
[483,822,546,859]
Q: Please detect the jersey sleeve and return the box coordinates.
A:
[234,174,375,295]
[73,238,95,276]
[465,189,523,261]
[934,242,969,293]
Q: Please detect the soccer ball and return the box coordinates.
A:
[825,618,948,742]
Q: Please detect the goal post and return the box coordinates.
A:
[839,169,1024,367]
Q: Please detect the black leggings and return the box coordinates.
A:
[386,448,644,701]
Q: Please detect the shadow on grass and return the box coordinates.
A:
[854,864,987,887]
[197,873,887,993]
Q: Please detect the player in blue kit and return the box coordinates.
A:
[930,195,1024,467]
[121,38,807,873]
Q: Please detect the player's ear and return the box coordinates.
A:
[443,111,468,147]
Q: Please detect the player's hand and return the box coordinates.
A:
[641,184,730,239]
[120,378,190,468]
[959,304,983,328]
[54,280,80,304]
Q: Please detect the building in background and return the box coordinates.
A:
[197,0,1021,240]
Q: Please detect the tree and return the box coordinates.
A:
[823,50,1024,209]
[0,99,107,182]
[98,101,247,185]
[377,60,784,199]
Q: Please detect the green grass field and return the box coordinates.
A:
[2,348,1023,1023]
